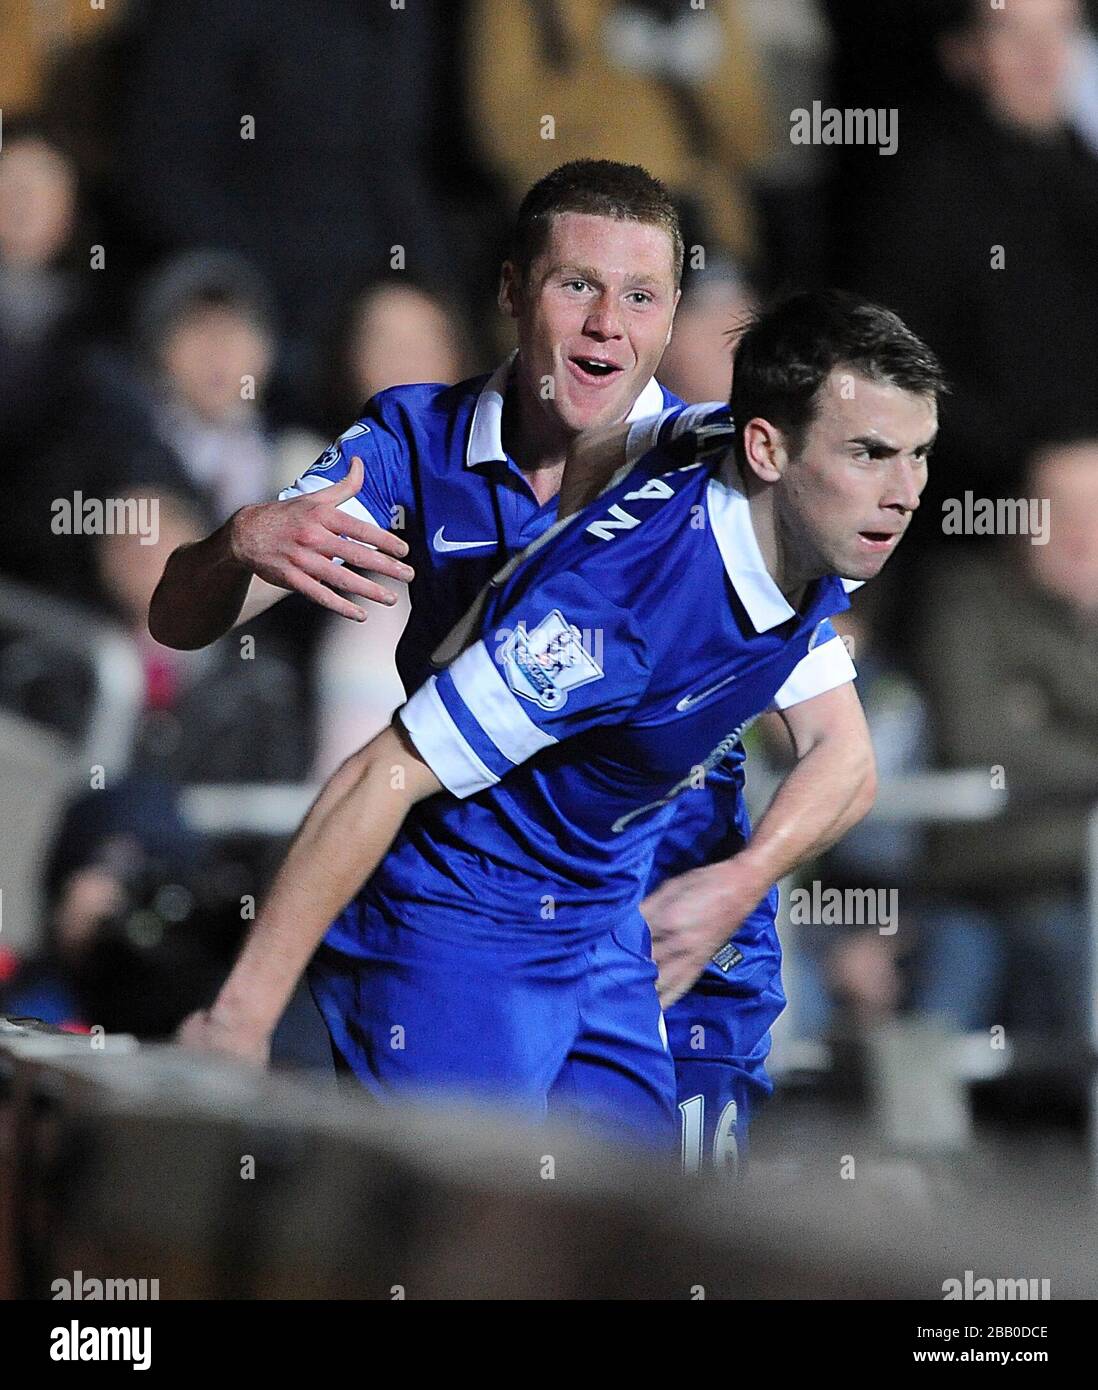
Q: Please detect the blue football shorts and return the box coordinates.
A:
[308,908,678,1156]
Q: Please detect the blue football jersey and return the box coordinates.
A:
[333,424,859,962]
[279,355,680,694]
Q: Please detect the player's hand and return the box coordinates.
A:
[228,455,414,621]
[641,862,759,1009]
[176,1006,271,1067]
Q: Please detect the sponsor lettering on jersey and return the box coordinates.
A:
[585,476,677,540]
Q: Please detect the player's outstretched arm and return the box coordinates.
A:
[177,722,441,1062]
[645,682,877,1007]
[148,456,414,650]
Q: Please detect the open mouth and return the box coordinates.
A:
[857,530,899,550]
[568,355,624,383]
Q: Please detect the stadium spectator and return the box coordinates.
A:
[94,487,313,784]
[0,126,182,604]
[657,253,754,405]
[132,250,302,522]
[0,777,222,1038]
[311,276,478,441]
[0,128,80,336]
[465,0,773,265]
[0,0,113,121]
[912,434,1098,1036]
[840,0,1098,513]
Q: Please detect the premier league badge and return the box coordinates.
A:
[306,421,371,477]
[500,610,604,711]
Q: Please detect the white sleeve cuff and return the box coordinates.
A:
[772,638,857,710]
[399,678,499,799]
[399,641,560,798]
[449,640,557,766]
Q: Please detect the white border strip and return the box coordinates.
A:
[448,641,558,767]
[772,637,856,710]
[400,678,500,799]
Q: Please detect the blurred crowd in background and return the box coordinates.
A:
[1,0,1098,1127]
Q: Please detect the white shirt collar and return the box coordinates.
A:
[626,373,667,424]
[465,353,666,468]
[707,453,863,629]
[465,354,514,467]
[706,461,795,632]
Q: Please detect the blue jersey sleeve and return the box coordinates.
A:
[399,570,652,799]
[277,399,410,532]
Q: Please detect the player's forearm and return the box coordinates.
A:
[148,515,253,649]
[642,732,877,1008]
[721,735,877,907]
[210,727,429,1040]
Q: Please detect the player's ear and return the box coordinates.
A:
[498,262,522,319]
[741,418,787,484]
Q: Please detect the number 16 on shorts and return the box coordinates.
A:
[679,1093,739,1175]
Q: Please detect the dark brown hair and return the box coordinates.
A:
[730,289,948,462]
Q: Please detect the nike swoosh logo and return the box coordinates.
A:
[676,672,738,712]
[432,527,497,553]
